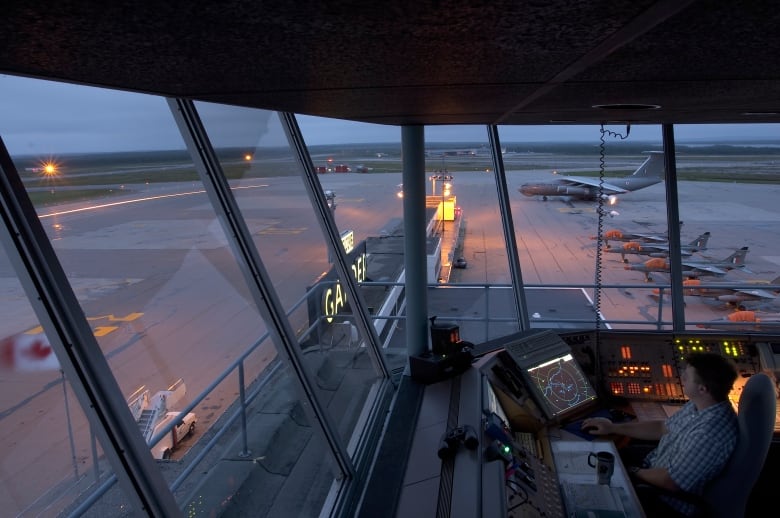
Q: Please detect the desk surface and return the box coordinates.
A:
[551,439,646,518]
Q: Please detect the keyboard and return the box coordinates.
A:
[514,431,539,458]
[560,481,627,515]
[631,401,682,421]
[505,330,566,358]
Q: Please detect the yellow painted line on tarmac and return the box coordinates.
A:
[87,312,144,322]
[108,312,144,322]
[24,312,144,336]
[93,326,119,336]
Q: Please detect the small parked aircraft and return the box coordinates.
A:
[603,232,710,262]
[652,276,780,309]
[624,246,749,282]
[697,310,780,331]
[592,221,684,248]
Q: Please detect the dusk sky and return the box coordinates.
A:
[1,74,777,154]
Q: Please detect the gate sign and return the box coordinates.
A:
[1,332,60,372]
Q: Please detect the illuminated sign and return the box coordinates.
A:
[341,230,354,254]
[323,246,367,323]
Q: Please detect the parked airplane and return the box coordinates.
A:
[604,232,710,262]
[624,246,749,282]
[519,151,664,202]
[697,310,780,331]
[592,221,683,248]
[652,276,780,309]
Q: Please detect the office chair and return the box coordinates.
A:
[637,372,776,518]
[701,372,776,518]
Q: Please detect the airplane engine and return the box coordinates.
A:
[681,279,702,295]
[556,186,591,196]
[653,279,703,296]
[728,311,758,322]
[644,258,668,269]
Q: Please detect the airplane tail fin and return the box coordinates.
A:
[631,151,665,178]
[688,232,711,249]
[724,246,749,267]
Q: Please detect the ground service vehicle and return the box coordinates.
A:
[128,380,197,460]
[150,411,198,460]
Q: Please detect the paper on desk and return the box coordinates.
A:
[555,449,596,475]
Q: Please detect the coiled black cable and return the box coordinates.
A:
[595,124,630,386]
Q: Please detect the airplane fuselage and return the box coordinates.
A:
[518,184,594,198]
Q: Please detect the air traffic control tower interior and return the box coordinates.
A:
[2,3,780,518]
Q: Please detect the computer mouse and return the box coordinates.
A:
[609,408,635,422]
[581,424,597,434]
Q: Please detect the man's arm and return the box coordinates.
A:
[581,416,667,441]
[630,466,681,492]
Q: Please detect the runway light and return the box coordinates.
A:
[40,160,60,177]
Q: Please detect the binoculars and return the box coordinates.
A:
[437,424,479,459]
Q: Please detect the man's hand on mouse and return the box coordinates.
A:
[581,416,613,435]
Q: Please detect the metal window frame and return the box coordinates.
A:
[0,139,181,515]
[166,98,356,480]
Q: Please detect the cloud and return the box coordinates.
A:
[2,75,778,154]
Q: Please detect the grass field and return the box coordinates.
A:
[15,142,780,206]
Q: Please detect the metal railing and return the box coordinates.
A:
[67,277,779,515]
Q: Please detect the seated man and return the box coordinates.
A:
[582,352,738,517]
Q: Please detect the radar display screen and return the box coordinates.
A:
[525,353,598,421]
[500,329,599,423]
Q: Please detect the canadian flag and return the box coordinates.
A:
[1,332,61,372]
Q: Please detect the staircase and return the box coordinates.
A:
[138,408,158,443]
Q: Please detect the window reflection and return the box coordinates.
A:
[0,249,126,515]
[2,72,780,518]
[0,80,350,516]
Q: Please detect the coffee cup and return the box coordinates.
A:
[587,451,615,485]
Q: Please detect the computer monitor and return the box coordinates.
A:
[502,330,599,423]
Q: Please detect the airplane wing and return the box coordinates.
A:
[557,177,628,194]
[625,232,667,242]
[736,288,777,300]
[641,247,694,258]
[682,263,728,275]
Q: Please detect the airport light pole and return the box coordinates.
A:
[428,174,439,196]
